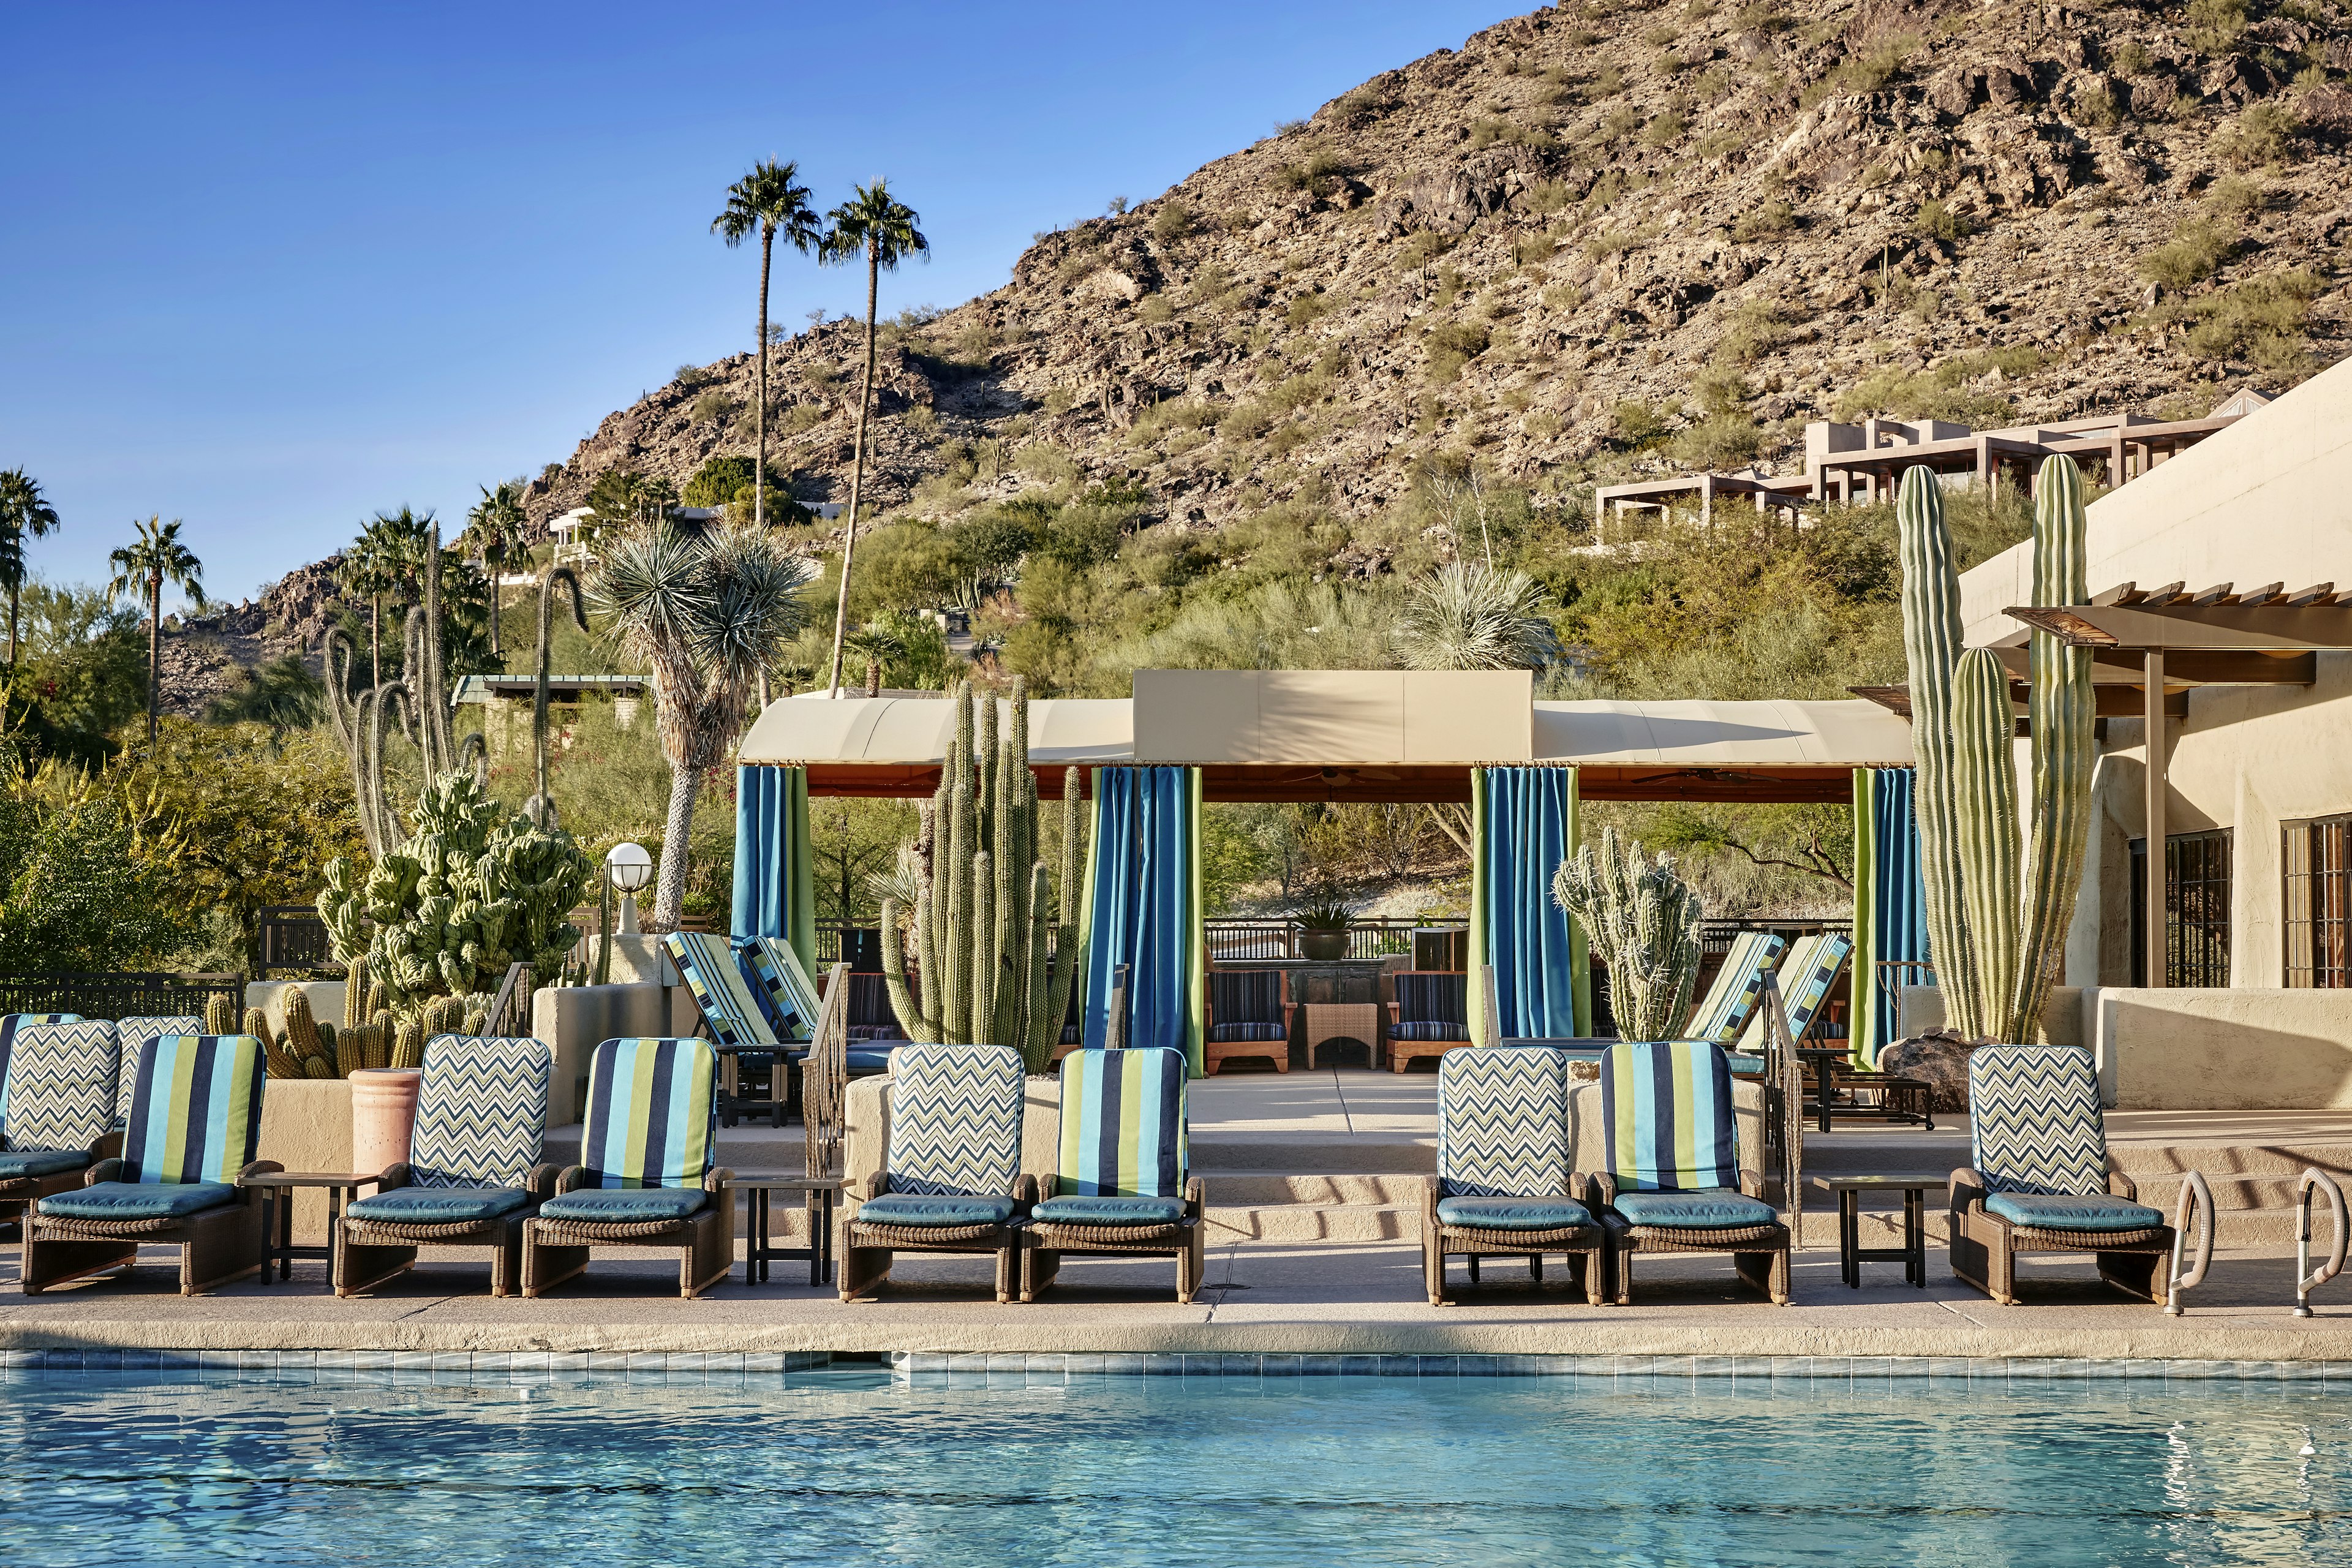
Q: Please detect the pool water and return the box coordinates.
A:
[2,1367,2348,1566]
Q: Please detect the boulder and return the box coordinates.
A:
[1877,1030,1994,1114]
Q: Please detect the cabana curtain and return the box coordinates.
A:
[1469,765,1589,1042]
[731,765,816,973]
[1850,766,1927,1066]
[1079,766,1205,1074]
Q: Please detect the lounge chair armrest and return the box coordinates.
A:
[553,1164,590,1194]
[1035,1173,1059,1202]
[1386,1001,1400,1023]
[1420,1174,1441,1222]
[1950,1167,1988,1215]
[856,1170,889,1200]
[1014,1172,1037,1213]
[706,1166,735,1193]
[1186,1174,1204,1219]
[1589,1171,1619,1207]
[85,1158,126,1186]
[374,1163,413,1192]
[87,1130,124,1164]
[238,1159,284,1205]
[2106,1164,2139,1202]
[527,1163,562,1200]
[1739,1170,1765,1199]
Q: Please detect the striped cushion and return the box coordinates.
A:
[2,1022,121,1155]
[664,932,778,1050]
[846,974,900,1031]
[1601,1039,1738,1194]
[409,1036,551,1189]
[121,1036,267,1186]
[578,1038,718,1189]
[1395,973,1469,1029]
[0,1014,80,1126]
[1438,1047,1572,1199]
[1684,932,1787,1044]
[1390,1020,1472,1042]
[1970,1044,2107,1197]
[1057,1047,1188,1198]
[886,1043,1025,1198]
[1208,971,1283,1028]
[1207,1022,1289,1042]
[1736,932,1853,1049]
[741,937,823,1042]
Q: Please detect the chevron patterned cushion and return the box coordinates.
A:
[111,1017,205,1128]
[1684,932,1788,1044]
[741,937,823,1042]
[2,1022,120,1155]
[578,1038,717,1189]
[0,1014,81,1126]
[1057,1047,1187,1197]
[664,932,780,1050]
[1984,1192,2163,1232]
[1969,1044,2108,1196]
[1208,970,1284,1029]
[1208,1022,1289,1042]
[408,1036,550,1189]
[885,1043,1025,1197]
[1601,1040,1738,1194]
[1438,1047,1572,1199]
[1390,1020,1472,1041]
[1735,932,1853,1049]
[121,1036,266,1185]
[1435,1195,1593,1231]
[347,1186,530,1224]
[0,1149,91,1180]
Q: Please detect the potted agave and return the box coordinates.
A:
[1296,900,1354,962]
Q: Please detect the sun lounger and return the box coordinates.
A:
[742,937,903,1077]
[842,1042,1028,1303]
[0,1022,124,1230]
[1684,930,1788,1044]
[1422,1045,1607,1305]
[1023,1047,1205,1303]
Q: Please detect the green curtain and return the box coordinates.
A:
[1469,765,1588,1042]
[1851,767,1877,1067]
[731,764,815,974]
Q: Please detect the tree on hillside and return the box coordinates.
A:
[463,481,529,660]
[589,518,814,929]
[820,180,929,696]
[584,468,679,533]
[339,507,433,688]
[0,469,61,672]
[105,514,205,745]
[712,159,823,532]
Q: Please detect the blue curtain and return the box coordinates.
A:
[1471,766,1586,1041]
[1868,766,1928,1062]
[1080,766,1202,1072]
[731,765,816,974]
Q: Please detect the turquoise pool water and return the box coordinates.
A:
[2,1366,2347,1566]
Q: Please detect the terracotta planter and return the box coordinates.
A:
[350,1068,423,1177]
[1298,930,1349,961]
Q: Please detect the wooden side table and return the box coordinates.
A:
[1811,1174,1941,1288]
[731,1175,843,1287]
[1302,1003,1380,1070]
[239,1170,383,1284]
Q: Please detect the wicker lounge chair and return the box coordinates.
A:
[0,1022,124,1231]
[842,1042,1029,1304]
[1386,971,1473,1072]
[1593,1039,1792,1306]
[742,937,901,1078]
[1204,970,1291,1074]
[1023,1047,1205,1303]
[336,1035,555,1297]
[1422,1046,1607,1306]
[522,1037,733,1298]
[22,1033,272,1296]
[1683,931,1787,1044]
[1950,1044,2190,1306]
[107,1017,203,1126]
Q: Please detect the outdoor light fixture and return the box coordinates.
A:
[606,842,653,935]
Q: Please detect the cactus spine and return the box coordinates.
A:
[1550,825,1702,1041]
[205,993,236,1036]
[880,679,1084,1071]
[1896,457,2097,1042]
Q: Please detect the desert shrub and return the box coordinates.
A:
[1151,201,1194,243]
[1693,127,1746,160]
[1586,63,1626,100]
[688,390,736,424]
[783,402,829,434]
[1395,231,1453,270]
[1911,200,1969,241]
[2212,101,2297,168]
[1643,108,1689,146]
[1802,34,1917,105]
[1272,146,1349,195]
[1612,401,1675,447]
[2164,269,2323,370]
[2136,217,2237,288]
[1286,292,1334,328]
[1015,442,1080,486]
[2184,0,2248,52]
[2205,176,2272,217]
[1671,412,1764,469]
[1513,232,1559,266]
[1424,322,1492,384]
[1525,178,1575,214]
[1733,199,1797,242]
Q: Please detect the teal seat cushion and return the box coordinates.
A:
[856,1193,1016,1227]
[846,1050,895,1073]
[347,1186,530,1225]
[538,1186,709,1224]
[1612,1189,1776,1229]
[38,1180,238,1221]
[1722,1052,1766,1077]
[1033,1194,1186,1226]
[1985,1193,2165,1232]
[1436,1195,1594,1231]
[0,1149,92,1181]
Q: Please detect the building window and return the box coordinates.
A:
[2283,815,2352,987]
[2129,829,2232,987]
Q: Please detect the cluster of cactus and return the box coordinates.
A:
[317,766,593,1013]
[247,960,497,1081]
[880,678,1085,1071]
[1896,456,2096,1044]
[1551,824,1702,1042]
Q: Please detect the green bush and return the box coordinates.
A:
[1733,200,1796,243]
[1423,322,1491,385]
[2163,269,2323,371]
[1911,200,1969,241]
[2212,101,2297,168]
[1612,401,1675,448]
[2136,217,2237,288]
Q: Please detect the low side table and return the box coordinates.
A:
[239,1170,383,1284]
[732,1175,843,1287]
[1302,1003,1380,1070]
[1810,1174,1941,1289]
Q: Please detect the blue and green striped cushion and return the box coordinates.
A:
[121,1036,267,1186]
[0,1014,80,1125]
[1056,1047,1188,1197]
[1736,932,1854,1049]
[663,932,778,1050]
[1684,932,1787,1044]
[742,937,823,1042]
[578,1038,717,1189]
[1601,1039,1738,1194]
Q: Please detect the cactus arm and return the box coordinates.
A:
[2011,454,2097,1040]
[1895,465,1982,1039]
[1953,648,2022,1036]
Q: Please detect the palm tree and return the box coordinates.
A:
[842,616,907,696]
[819,180,929,696]
[0,469,61,671]
[105,514,206,744]
[589,518,815,929]
[339,508,434,688]
[712,159,822,531]
[463,481,530,661]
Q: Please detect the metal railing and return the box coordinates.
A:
[257,904,334,973]
[0,971,244,1023]
[1205,919,1420,962]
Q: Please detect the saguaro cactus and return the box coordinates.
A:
[1551,825,1703,1042]
[880,678,1085,1071]
[1895,456,2097,1042]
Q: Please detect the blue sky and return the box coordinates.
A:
[2,1,1528,610]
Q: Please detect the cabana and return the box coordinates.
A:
[733,671,1923,1072]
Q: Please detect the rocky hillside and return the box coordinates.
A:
[522,0,2352,543]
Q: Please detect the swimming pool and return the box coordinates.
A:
[2,1363,2346,1566]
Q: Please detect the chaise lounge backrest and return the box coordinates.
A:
[410,1036,552,1189]
[113,1017,208,1125]
[2,1022,121,1156]
[1437,1047,1573,1199]
[1392,973,1471,1041]
[1057,1047,1188,1197]
[1968,1044,2108,1197]
[577,1038,718,1189]
[664,932,780,1050]
[1600,1039,1738,1194]
[121,1035,267,1185]
[1736,932,1853,1050]
[1683,932,1788,1044]
[884,1043,1025,1197]
[742,937,823,1043]
[845,974,907,1041]
[0,1014,81,1125]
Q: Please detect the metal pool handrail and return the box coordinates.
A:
[2163,1170,2215,1317]
[2294,1168,2348,1319]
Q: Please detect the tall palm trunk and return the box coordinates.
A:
[7,582,19,669]
[488,557,502,660]
[755,224,772,529]
[145,573,161,743]
[826,241,880,696]
[654,760,701,931]
[369,595,382,689]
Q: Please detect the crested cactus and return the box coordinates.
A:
[1551,825,1703,1042]
[1896,457,2098,1042]
[881,678,1085,1071]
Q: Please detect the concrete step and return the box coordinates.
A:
[1191,1137,1435,1174]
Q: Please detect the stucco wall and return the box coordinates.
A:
[531,983,698,1126]
[2089,987,2352,1109]
[254,1078,353,1244]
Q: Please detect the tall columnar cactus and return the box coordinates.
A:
[880,679,1085,1071]
[1551,825,1703,1042]
[1896,457,2097,1042]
